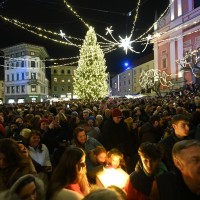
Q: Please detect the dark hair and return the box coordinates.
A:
[171,114,189,124]
[27,130,42,152]
[15,176,35,194]
[149,115,160,124]
[0,138,29,169]
[138,142,162,160]
[73,126,86,148]
[46,147,85,199]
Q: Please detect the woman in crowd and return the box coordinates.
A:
[0,138,36,191]
[27,130,52,185]
[46,146,90,199]
[72,127,103,153]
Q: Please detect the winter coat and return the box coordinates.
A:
[150,169,200,200]
[125,160,167,200]
[10,174,45,200]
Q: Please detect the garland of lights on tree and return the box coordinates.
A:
[73,26,108,101]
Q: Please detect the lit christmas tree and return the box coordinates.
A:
[73,26,108,101]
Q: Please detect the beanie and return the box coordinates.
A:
[112,108,123,117]
[88,115,96,122]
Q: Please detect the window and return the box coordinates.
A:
[62,86,65,91]
[22,73,24,80]
[30,52,35,56]
[162,57,167,69]
[7,74,9,82]
[16,86,20,93]
[31,61,35,68]
[7,64,9,70]
[17,73,19,81]
[26,72,29,77]
[11,86,15,93]
[54,69,57,74]
[61,69,65,74]
[133,70,136,75]
[128,79,130,85]
[21,51,25,56]
[12,74,14,81]
[16,62,19,67]
[7,87,10,94]
[31,85,37,92]
[21,61,24,67]
[54,86,57,91]
[21,85,25,93]
[31,73,36,79]
[68,85,71,91]
[11,63,14,69]
[67,70,71,74]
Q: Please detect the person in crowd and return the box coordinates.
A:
[0,115,6,139]
[27,130,52,185]
[122,109,133,132]
[150,139,200,199]
[153,106,162,116]
[101,108,129,156]
[86,116,101,141]
[72,126,103,154]
[106,148,127,171]
[139,115,163,144]
[68,115,81,141]
[82,110,90,121]
[165,101,176,116]
[19,128,31,143]
[7,174,45,200]
[125,142,167,200]
[95,114,104,131]
[159,114,191,170]
[46,146,90,199]
[0,138,36,191]
[15,117,25,132]
[6,122,25,142]
[86,146,107,183]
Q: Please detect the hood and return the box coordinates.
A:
[10,174,45,200]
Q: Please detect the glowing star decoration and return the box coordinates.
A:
[105,26,114,35]
[118,35,134,54]
[59,30,65,38]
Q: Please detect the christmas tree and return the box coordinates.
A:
[73,26,108,101]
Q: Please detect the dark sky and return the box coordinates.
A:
[0,0,169,75]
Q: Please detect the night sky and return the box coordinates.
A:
[0,0,169,78]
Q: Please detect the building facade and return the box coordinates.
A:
[152,0,200,92]
[1,43,49,103]
[111,55,154,96]
[50,65,76,99]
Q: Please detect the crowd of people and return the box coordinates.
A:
[0,92,200,199]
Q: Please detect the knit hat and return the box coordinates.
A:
[112,108,123,117]
[71,111,78,117]
[87,115,96,122]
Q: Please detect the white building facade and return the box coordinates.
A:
[1,43,49,103]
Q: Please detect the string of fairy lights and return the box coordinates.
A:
[0,0,199,70]
[139,69,177,88]
[176,48,200,78]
